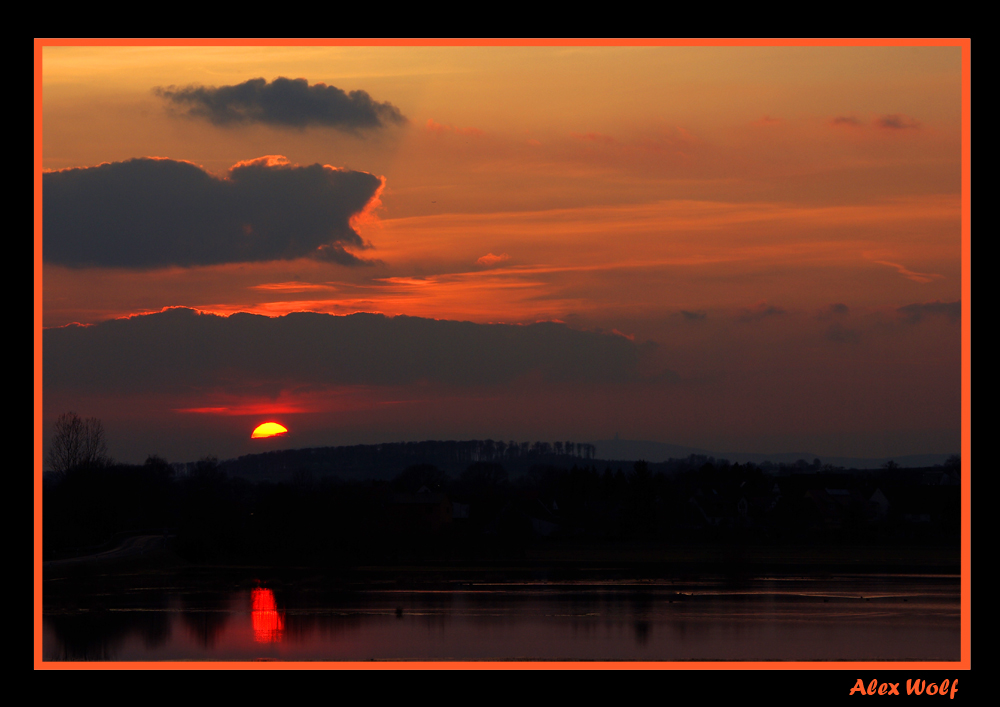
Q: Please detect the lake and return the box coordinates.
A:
[43,572,959,662]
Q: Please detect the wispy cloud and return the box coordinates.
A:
[476,253,510,266]
[830,115,864,127]
[876,114,921,130]
[570,131,617,144]
[736,301,786,323]
[815,303,850,320]
[249,281,339,293]
[424,119,484,136]
[825,322,861,344]
[873,260,943,284]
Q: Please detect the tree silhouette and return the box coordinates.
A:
[460,462,508,497]
[47,412,110,474]
[393,464,448,493]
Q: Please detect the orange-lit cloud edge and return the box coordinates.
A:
[42,191,961,330]
[34,37,971,673]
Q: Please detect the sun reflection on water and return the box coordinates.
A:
[251,588,284,643]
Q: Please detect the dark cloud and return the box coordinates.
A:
[736,302,786,323]
[44,308,642,395]
[314,243,382,267]
[831,116,863,127]
[897,301,961,324]
[680,310,707,322]
[876,114,920,130]
[825,322,861,344]
[43,156,383,269]
[155,77,407,131]
[815,303,850,320]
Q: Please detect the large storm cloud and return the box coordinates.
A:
[43,156,383,268]
[155,77,407,130]
[44,308,643,395]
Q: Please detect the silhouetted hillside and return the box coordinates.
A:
[212,439,600,483]
[207,440,959,484]
[593,438,956,469]
[44,445,960,569]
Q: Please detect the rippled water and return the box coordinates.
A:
[43,574,959,661]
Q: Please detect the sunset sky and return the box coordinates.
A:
[39,43,965,464]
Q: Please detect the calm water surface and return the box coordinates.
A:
[44,574,959,661]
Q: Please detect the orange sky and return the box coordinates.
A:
[39,43,965,462]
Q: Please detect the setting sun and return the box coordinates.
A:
[251,422,288,439]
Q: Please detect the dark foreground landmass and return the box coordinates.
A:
[43,445,960,661]
[43,443,960,577]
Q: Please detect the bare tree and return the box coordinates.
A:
[47,412,110,474]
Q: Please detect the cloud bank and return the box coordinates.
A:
[897,301,961,324]
[155,77,407,131]
[45,308,643,395]
[43,156,383,269]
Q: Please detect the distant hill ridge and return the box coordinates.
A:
[592,439,955,470]
[171,438,956,481]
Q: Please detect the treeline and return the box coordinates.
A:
[206,441,958,483]
[215,439,597,482]
[43,454,960,566]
